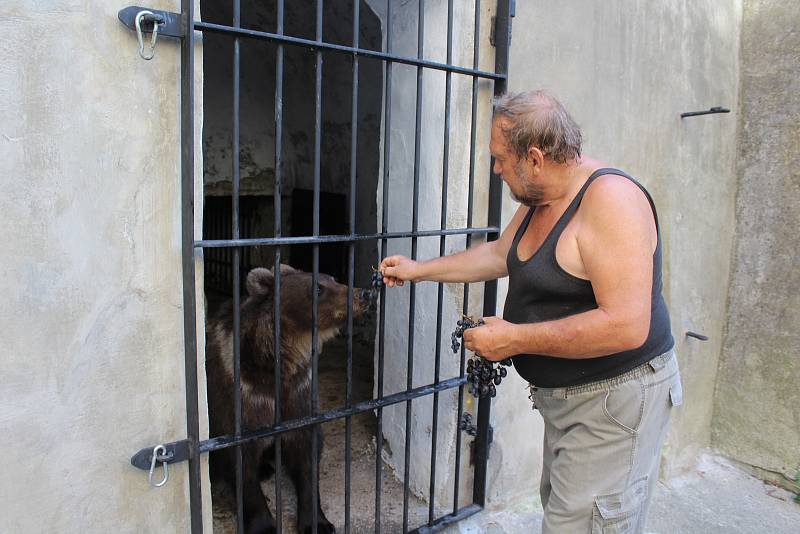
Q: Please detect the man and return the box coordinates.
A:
[379,90,682,533]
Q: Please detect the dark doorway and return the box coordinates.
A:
[290,189,347,282]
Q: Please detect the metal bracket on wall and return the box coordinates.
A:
[680,106,731,118]
[686,331,709,341]
[131,439,190,470]
[490,0,516,46]
[118,6,185,39]
[462,413,493,465]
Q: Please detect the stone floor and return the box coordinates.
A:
[450,454,800,534]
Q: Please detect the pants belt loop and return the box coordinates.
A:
[648,350,670,372]
[552,388,567,400]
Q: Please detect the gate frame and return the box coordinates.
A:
[123,1,514,532]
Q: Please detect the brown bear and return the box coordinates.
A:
[206,265,368,534]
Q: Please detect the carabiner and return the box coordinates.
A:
[135,10,160,60]
[148,444,169,487]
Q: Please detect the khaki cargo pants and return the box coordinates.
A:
[529,350,683,533]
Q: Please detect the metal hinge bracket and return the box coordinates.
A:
[118,6,186,39]
[131,439,191,470]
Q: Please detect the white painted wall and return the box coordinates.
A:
[0,1,209,531]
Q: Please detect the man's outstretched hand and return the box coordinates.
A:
[379,255,420,287]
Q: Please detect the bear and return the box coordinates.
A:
[205,264,368,534]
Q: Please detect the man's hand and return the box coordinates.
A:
[462,316,519,361]
[379,255,421,287]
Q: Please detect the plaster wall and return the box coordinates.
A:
[0,1,209,532]
[712,0,800,490]
[484,0,744,508]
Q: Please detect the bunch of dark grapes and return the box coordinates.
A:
[360,267,384,305]
[451,315,513,399]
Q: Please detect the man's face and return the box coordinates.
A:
[489,119,544,207]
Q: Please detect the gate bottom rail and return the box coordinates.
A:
[131,374,470,470]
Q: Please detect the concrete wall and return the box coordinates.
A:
[483,0,744,508]
[712,0,800,490]
[0,1,207,531]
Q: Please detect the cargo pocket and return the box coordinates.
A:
[591,476,648,534]
[669,374,683,407]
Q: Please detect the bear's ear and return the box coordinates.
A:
[246,268,274,297]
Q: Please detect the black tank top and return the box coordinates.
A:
[503,168,674,387]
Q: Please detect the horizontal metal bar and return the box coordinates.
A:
[193,21,506,81]
[680,106,731,118]
[199,375,468,454]
[409,504,482,534]
[195,226,500,249]
[131,375,467,470]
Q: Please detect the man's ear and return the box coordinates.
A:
[246,268,274,297]
[527,146,545,173]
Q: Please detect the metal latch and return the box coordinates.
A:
[118,6,185,60]
[131,439,191,487]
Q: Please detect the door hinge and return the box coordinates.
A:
[462,413,493,465]
[118,6,186,39]
[130,439,191,470]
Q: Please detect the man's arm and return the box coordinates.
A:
[380,204,530,285]
[464,176,656,360]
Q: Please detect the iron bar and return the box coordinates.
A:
[201,376,467,453]
[410,503,483,534]
[195,226,499,248]
[429,0,455,524]
[193,21,505,82]
[403,0,425,531]
[311,3,324,532]
[130,375,469,469]
[179,0,202,531]
[472,0,513,508]
[231,2,244,531]
[376,1,394,528]
[455,0,483,513]
[345,0,361,531]
[272,1,286,531]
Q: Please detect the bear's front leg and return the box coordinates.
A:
[285,428,335,534]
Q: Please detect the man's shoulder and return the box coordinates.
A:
[582,172,650,213]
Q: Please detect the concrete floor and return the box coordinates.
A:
[449,454,800,534]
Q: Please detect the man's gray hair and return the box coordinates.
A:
[493,91,582,164]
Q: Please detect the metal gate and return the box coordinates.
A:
[122,1,513,532]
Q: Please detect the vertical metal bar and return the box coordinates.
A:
[403,1,424,532]
[231,1,244,532]
[345,1,360,533]
[429,0,454,524]
[473,0,511,508]
[375,1,393,531]
[180,0,202,531]
[273,1,285,531]
[312,2,324,532]
[454,0,482,513]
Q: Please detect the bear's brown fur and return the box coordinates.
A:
[206,265,367,534]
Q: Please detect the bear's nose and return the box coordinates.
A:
[355,288,376,314]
